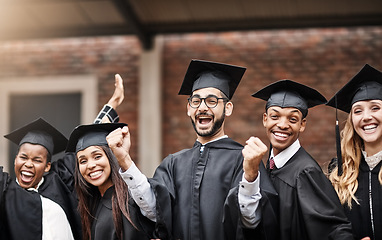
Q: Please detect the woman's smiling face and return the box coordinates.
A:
[351,99,382,152]
[14,143,51,189]
[77,145,113,195]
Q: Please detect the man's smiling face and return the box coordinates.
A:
[187,87,232,142]
[263,106,306,156]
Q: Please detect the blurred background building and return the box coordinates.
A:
[0,0,381,177]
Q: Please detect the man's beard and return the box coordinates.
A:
[191,108,226,137]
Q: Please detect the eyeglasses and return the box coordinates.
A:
[188,95,228,109]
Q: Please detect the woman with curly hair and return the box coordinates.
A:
[66,123,153,240]
[327,64,382,240]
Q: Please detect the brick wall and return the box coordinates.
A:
[0,36,142,162]
[1,26,381,170]
[162,27,382,170]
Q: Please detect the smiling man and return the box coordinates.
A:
[107,59,278,240]
[188,87,227,138]
[252,80,354,240]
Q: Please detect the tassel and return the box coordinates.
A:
[335,95,343,176]
[336,120,343,176]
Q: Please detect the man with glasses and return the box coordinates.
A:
[107,59,278,240]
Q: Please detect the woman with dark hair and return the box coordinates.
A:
[327,64,382,240]
[67,123,152,240]
[0,74,125,240]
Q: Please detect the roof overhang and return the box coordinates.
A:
[1,0,381,50]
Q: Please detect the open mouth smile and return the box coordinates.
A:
[196,114,213,126]
[89,170,103,180]
[20,170,34,183]
[362,124,378,133]
[272,131,290,141]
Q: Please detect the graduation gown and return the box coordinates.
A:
[344,158,382,240]
[267,147,353,240]
[0,153,82,240]
[223,162,280,240]
[149,137,279,240]
[91,186,152,240]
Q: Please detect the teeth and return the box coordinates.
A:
[274,132,288,137]
[21,171,34,177]
[364,124,377,130]
[90,171,102,178]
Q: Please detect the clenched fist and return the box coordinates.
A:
[106,126,133,171]
[242,137,267,182]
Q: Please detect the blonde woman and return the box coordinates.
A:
[327,64,382,240]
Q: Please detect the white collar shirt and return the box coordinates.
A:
[270,139,301,169]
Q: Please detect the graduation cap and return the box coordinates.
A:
[66,123,127,153]
[326,64,382,176]
[178,59,246,100]
[252,79,327,118]
[4,118,68,157]
[326,64,382,113]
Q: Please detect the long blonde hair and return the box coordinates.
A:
[329,113,382,208]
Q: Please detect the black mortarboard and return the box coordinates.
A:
[178,59,246,100]
[4,118,68,156]
[66,123,127,153]
[326,64,382,113]
[326,64,382,176]
[252,79,327,118]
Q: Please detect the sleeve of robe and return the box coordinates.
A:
[0,167,11,240]
[49,152,76,192]
[223,162,280,240]
[127,195,157,239]
[297,167,354,240]
[147,154,176,240]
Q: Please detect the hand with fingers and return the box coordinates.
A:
[107,74,125,110]
[106,126,133,171]
[242,136,268,182]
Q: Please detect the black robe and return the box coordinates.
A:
[0,153,82,240]
[267,147,353,240]
[344,158,382,240]
[223,162,279,240]
[149,138,279,240]
[90,186,152,240]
